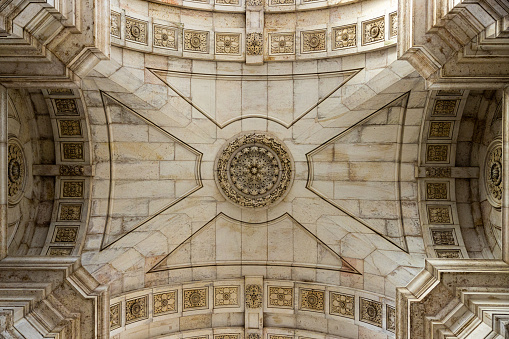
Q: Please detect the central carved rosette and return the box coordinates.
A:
[215,132,293,208]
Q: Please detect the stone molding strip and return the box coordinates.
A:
[38,89,93,257]
[110,278,395,335]
[111,8,396,63]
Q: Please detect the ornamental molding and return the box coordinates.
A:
[215,132,294,208]
[7,137,26,205]
[484,138,502,208]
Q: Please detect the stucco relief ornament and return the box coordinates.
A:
[215,132,293,208]
[485,139,502,208]
[8,137,26,205]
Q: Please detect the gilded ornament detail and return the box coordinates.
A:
[269,33,295,55]
[47,247,73,256]
[110,303,121,330]
[214,286,239,307]
[60,165,85,176]
[426,144,449,163]
[62,142,84,160]
[386,305,396,332]
[301,30,326,53]
[58,120,82,137]
[245,284,262,308]
[484,139,502,208]
[54,226,79,242]
[111,11,121,38]
[429,121,452,138]
[246,33,263,55]
[389,12,397,38]
[431,229,456,245]
[54,99,78,115]
[215,133,293,208]
[184,30,209,53]
[154,25,177,50]
[300,289,325,312]
[8,138,26,204]
[426,182,448,200]
[154,291,177,315]
[329,292,354,318]
[62,181,84,198]
[268,286,293,308]
[427,205,452,224]
[215,33,241,55]
[360,298,382,327]
[59,204,82,221]
[183,288,208,310]
[362,17,384,45]
[432,100,457,116]
[333,25,356,49]
[126,296,148,323]
[126,17,148,44]
[435,249,462,258]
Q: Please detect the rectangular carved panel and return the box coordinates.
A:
[268,286,293,308]
[126,296,149,323]
[329,292,354,318]
[154,290,178,315]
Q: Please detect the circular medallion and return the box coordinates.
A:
[191,36,202,48]
[279,40,286,48]
[215,132,294,208]
[484,139,502,208]
[8,137,26,205]
[341,33,349,41]
[161,33,168,41]
[130,25,141,38]
[309,36,320,48]
[369,25,380,38]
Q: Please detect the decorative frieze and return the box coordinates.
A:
[386,305,395,332]
[47,246,73,256]
[329,292,354,318]
[426,182,448,200]
[214,286,239,307]
[389,12,397,38]
[246,33,263,55]
[7,138,26,204]
[362,17,384,45]
[126,296,148,323]
[154,291,177,315]
[426,144,449,163]
[427,205,453,224]
[58,119,82,137]
[430,229,456,245]
[359,298,382,327]
[62,180,84,198]
[435,249,462,258]
[269,33,295,55]
[126,17,148,45]
[247,0,262,5]
[183,288,208,310]
[58,204,82,221]
[59,165,85,176]
[428,121,453,138]
[300,289,324,312]
[154,25,178,50]
[301,30,326,53]
[425,167,451,178]
[110,303,121,330]
[268,286,293,308]
[332,25,356,50]
[184,30,209,53]
[432,100,457,116]
[62,142,84,160]
[111,11,121,38]
[245,284,262,308]
[54,99,78,115]
[53,226,79,242]
[215,33,241,55]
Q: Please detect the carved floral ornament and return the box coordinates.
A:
[8,137,26,205]
[215,132,294,208]
[485,138,503,208]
